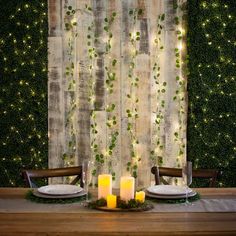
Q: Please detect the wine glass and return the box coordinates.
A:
[182,161,192,205]
[82,159,93,203]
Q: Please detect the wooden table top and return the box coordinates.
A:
[0,188,236,236]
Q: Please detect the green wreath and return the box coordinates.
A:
[25,190,90,204]
[147,192,201,204]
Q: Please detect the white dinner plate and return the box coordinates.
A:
[33,189,86,199]
[146,190,197,199]
[146,185,193,196]
[37,184,83,195]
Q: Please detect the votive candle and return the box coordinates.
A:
[107,194,117,208]
[135,191,145,203]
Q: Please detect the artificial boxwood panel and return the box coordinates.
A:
[187,0,236,187]
[0,0,48,186]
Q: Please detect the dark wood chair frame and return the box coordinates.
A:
[22,166,83,188]
[151,166,219,187]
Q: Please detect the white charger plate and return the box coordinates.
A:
[146,190,197,199]
[37,184,83,196]
[146,185,193,196]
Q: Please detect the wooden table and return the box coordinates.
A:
[0,188,236,236]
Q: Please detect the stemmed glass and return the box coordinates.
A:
[82,159,93,204]
[182,161,192,205]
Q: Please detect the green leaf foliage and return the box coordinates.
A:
[187,0,236,187]
[0,0,48,186]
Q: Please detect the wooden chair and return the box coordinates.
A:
[151,166,219,187]
[22,166,83,188]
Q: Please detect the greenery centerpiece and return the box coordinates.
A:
[88,197,153,212]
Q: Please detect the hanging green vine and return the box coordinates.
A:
[150,13,166,167]
[173,1,187,168]
[63,4,78,167]
[103,12,119,180]
[126,9,143,178]
[85,7,102,181]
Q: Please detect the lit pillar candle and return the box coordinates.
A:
[135,191,145,203]
[98,174,112,199]
[107,194,117,208]
[120,176,135,202]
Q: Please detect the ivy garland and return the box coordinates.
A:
[150,13,166,167]
[173,1,187,169]
[86,12,101,181]
[126,8,143,178]
[104,12,119,180]
[63,4,78,167]
[86,5,119,183]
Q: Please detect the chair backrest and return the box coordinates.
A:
[22,166,83,188]
[151,166,219,187]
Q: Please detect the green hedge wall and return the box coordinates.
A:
[0,0,48,186]
[187,0,236,187]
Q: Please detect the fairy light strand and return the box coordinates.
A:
[188,0,236,187]
[0,1,48,186]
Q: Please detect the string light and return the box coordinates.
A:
[188,0,235,187]
[0,1,48,186]
[1,0,234,188]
